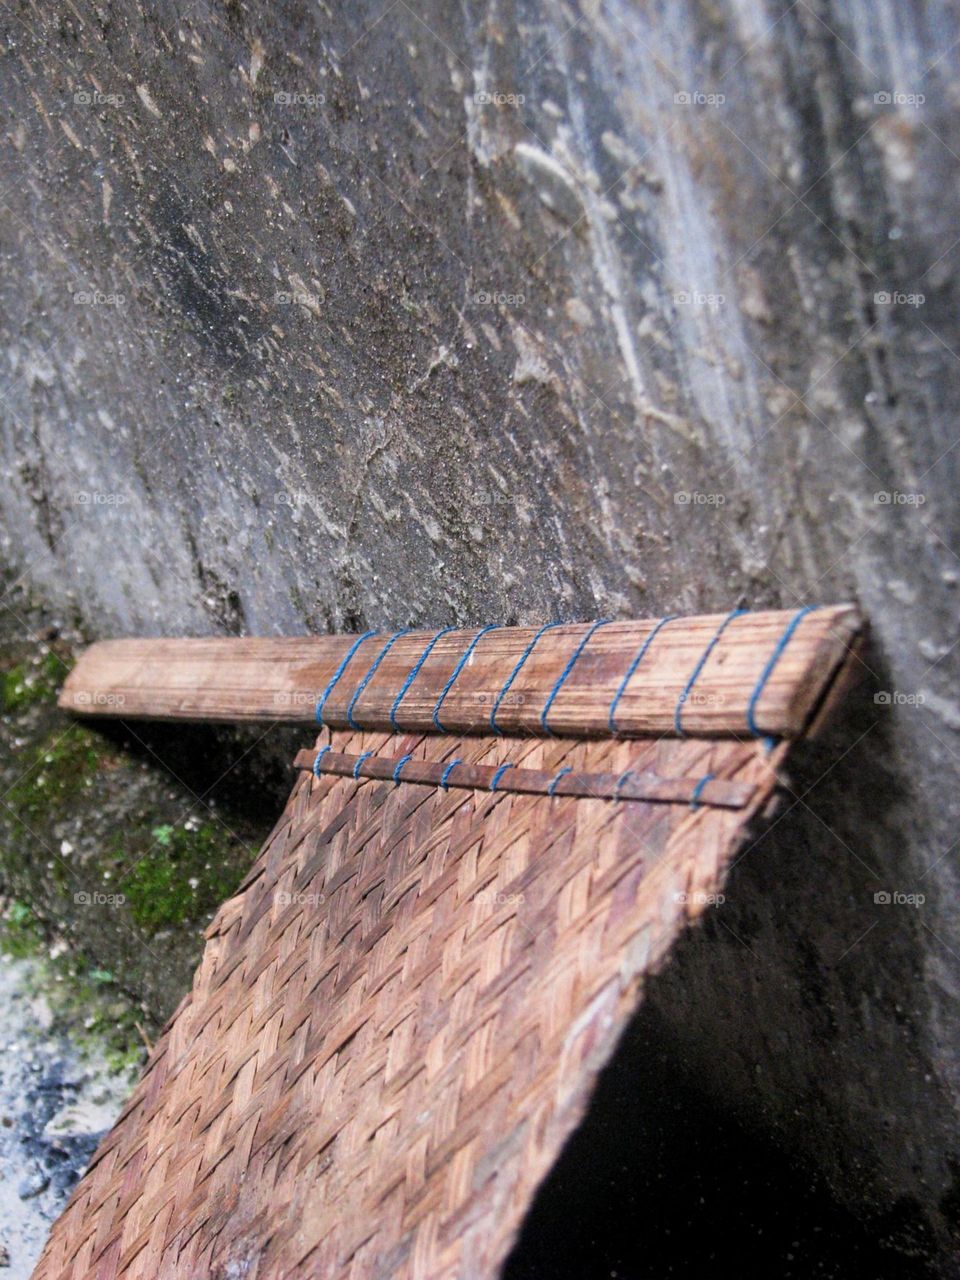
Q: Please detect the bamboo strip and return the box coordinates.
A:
[59,605,862,739]
[290,748,756,808]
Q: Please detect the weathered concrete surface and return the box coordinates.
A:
[0,0,958,1264]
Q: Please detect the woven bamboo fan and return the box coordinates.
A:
[36,605,863,1280]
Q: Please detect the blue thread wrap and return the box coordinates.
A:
[490,762,515,792]
[614,769,634,799]
[312,745,332,778]
[352,750,374,780]
[548,766,573,797]
[540,619,612,735]
[440,759,462,790]
[346,629,410,730]
[746,605,819,737]
[490,620,566,734]
[315,630,376,724]
[674,609,746,736]
[390,627,456,731]
[432,624,501,732]
[392,753,413,784]
[608,615,677,735]
[690,772,714,810]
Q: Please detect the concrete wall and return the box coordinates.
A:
[1,0,957,1260]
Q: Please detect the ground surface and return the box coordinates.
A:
[0,954,135,1280]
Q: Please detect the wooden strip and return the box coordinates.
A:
[290,748,756,809]
[58,606,862,739]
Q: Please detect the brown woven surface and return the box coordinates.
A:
[33,727,783,1280]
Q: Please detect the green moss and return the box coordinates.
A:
[4,726,113,832]
[120,821,246,933]
[0,650,65,711]
[1,898,46,957]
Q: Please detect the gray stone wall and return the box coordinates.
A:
[1,0,957,1259]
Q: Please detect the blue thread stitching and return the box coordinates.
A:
[541,619,612,735]
[432,624,502,732]
[490,620,566,734]
[490,762,515,792]
[746,605,819,737]
[392,753,413,784]
[674,609,747,736]
[346,629,410,730]
[390,626,456,731]
[440,759,462,790]
[690,772,714,810]
[614,769,634,799]
[312,745,332,778]
[548,766,573,797]
[315,630,376,724]
[608,616,677,735]
[352,750,374,780]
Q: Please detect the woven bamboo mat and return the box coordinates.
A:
[34,608,863,1279]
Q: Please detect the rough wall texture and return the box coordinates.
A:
[1,0,958,1263]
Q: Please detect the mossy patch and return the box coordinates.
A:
[118,821,248,933]
[0,649,66,712]
[3,724,121,835]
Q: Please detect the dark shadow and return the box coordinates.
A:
[503,999,938,1280]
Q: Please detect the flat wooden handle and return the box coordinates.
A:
[58,606,862,739]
